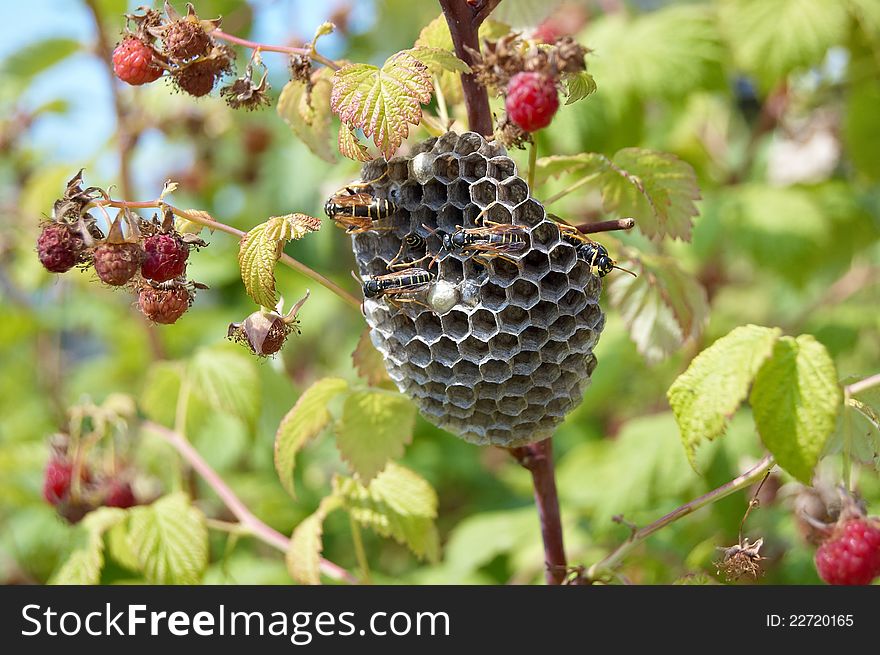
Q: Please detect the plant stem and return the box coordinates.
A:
[212,29,341,71]
[543,171,603,205]
[573,218,636,235]
[92,198,362,310]
[438,0,496,136]
[587,454,775,582]
[143,420,356,584]
[846,373,880,396]
[349,515,372,584]
[509,438,567,585]
[527,140,538,190]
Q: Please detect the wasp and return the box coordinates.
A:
[425,221,528,265]
[556,222,636,278]
[355,266,435,309]
[324,175,397,233]
[387,233,429,270]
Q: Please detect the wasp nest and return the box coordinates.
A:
[351,132,605,447]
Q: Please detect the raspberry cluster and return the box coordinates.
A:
[35,172,205,325]
[815,517,880,585]
[111,4,233,98]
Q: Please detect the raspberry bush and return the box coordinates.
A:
[1,0,877,589]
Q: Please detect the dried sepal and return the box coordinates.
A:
[221,62,271,110]
[228,290,310,356]
[716,537,765,581]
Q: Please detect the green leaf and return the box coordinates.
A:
[286,495,342,585]
[668,325,781,466]
[140,361,184,427]
[331,51,432,158]
[563,71,597,105]
[50,508,126,585]
[844,77,880,181]
[750,335,841,483]
[338,126,372,162]
[406,46,471,74]
[334,463,439,562]
[718,0,849,91]
[335,390,415,481]
[275,377,349,498]
[607,253,709,364]
[127,493,208,585]
[189,345,260,427]
[603,148,701,241]
[352,329,391,386]
[277,74,336,163]
[533,153,607,187]
[1,38,80,84]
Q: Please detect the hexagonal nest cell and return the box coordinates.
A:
[351,132,606,447]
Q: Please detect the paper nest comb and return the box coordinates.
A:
[352,132,605,447]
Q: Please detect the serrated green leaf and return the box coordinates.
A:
[331,51,432,158]
[277,75,336,163]
[604,148,700,241]
[50,508,126,585]
[189,345,260,427]
[352,329,391,386]
[608,253,709,364]
[334,463,439,562]
[839,398,880,470]
[127,493,208,585]
[668,325,781,466]
[534,153,607,186]
[750,335,841,483]
[275,377,349,498]
[338,125,372,162]
[406,46,471,74]
[563,71,597,105]
[335,390,415,482]
[286,495,342,585]
[107,522,140,572]
[719,0,849,91]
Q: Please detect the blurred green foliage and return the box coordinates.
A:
[0,0,878,585]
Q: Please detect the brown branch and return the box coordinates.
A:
[509,438,567,584]
[573,218,636,235]
[439,0,496,136]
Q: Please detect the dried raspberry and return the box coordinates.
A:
[815,518,880,585]
[141,233,188,282]
[259,318,290,355]
[94,242,143,286]
[104,480,137,509]
[505,72,560,133]
[112,36,163,86]
[162,19,212,61]
[37,222,84,273]
[174,59,224,97]
[138,284,191,324]
[43,459,73,506]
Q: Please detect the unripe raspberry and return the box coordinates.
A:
[138,284,191,324]
[112,36,163,86]
[815,518,880,585]
[505,72,560,133]
[162,19,212,61]
[104,480,137,509]
[37,222,85,273]
[94,242,143,286]
[141,233,188,282]
[174,59,221,97]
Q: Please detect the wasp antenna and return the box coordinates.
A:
[614,264,638,278]
[350,270,365,285]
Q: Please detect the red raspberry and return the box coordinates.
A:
[104,481,137,509]
[505,72,560,133]
[37,222,84,273]
[815,518,880,585]
[112,36,163,86]
[141,233,188,282]
[93,242,143,286]
[163,19,212,61]
[138,284,191,324]
[43,459,73,505]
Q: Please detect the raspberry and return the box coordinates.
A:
[174,59,222,97]
[37,222,84,273]
[138,284,191,324]
[104,481,137,509]
[112,36,163,86]
[141,233,188,282]
[163,19,212,61]
[94,242,143,286]
[505,72,560,133]
[43,459,73,505]
[815,518,880,585]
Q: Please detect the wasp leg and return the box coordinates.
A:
[385,296,432,312]
[387,254,432,271]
